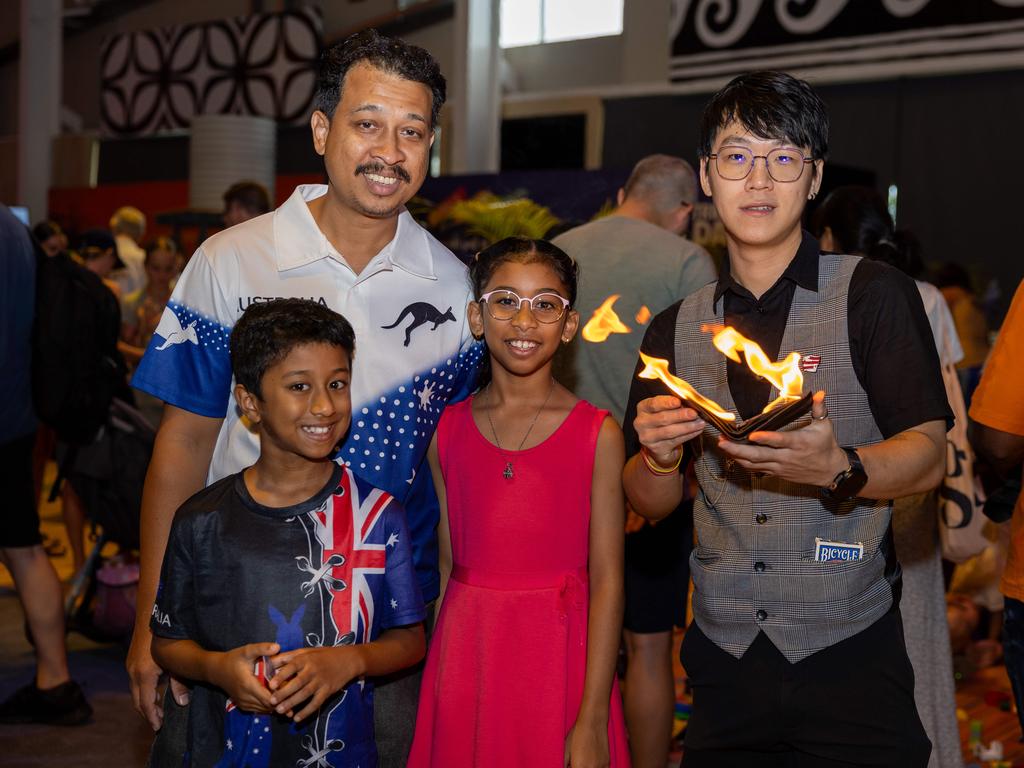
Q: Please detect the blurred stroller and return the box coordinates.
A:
[56,398,154,643]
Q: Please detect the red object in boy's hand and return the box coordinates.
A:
[253,656,276,688]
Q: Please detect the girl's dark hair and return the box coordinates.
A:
[699,70,829,162]
[470,237,579,388]
[145,236,178,263]
[314,28,446,128]
[230,299,356,399]
[809,185,923,279]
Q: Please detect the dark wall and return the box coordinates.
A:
[602,70,1024,319]
[98,124,322,185]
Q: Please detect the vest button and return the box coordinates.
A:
[754,561,766,572]
[756,609,767,622]
[756,513,767,524]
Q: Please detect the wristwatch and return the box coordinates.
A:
[822,447,868,501]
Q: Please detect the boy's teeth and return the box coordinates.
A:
[303,425,331,434]
[366,173,397,185]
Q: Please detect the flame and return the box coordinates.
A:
[709,327,804,413]
[638,352,737,421]
[582,295,632,343]
[638,326,806,420]
[635,305,651,324]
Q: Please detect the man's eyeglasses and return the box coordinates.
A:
[709,146,814,183]
[479,289,570,324]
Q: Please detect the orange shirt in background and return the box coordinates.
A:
[970,280,1024,600]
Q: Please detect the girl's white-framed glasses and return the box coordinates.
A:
[479,289,570,323]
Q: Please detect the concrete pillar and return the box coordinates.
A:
[450,0,501,174]
[18,0,62,222]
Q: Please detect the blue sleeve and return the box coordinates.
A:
[131,249,234,418]
[379,500,426,630]
[448,338,484,405]
[151,512,199,641]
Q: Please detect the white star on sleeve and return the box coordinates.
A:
[386,531,400,548]
[390,598,398,609]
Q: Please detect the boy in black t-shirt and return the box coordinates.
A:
[150,299,426,767]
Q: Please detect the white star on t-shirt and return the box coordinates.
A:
[390,598,398,609]
[416,381,435,409]
[386,532,399,548]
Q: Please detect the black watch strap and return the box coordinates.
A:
[823,447,868,501]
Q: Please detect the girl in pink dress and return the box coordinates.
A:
[408,238,630,768]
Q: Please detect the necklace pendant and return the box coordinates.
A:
[502,462,514,480]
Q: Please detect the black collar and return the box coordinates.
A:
[714,230,822,305]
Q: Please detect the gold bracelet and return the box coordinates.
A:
[641,448,683,476]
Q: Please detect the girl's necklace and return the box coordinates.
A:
[483,380,554,480]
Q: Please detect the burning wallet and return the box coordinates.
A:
[638,325,815,442]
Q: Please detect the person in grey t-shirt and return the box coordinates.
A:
[553,155,715,768]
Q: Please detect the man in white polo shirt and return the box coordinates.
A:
[127,29,480,767]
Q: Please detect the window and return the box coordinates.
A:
[500,0,623,48]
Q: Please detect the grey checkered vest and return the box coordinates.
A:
[676,253,896,662]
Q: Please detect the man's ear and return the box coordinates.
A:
[616,188,626,207]
[235,383,262,424]
[310,110,331,156]
[672,202,694,235]
[699,158,713,198]
[810,159,824,199]
[467,299,485,340]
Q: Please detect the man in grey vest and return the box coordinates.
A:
[553,155,715,768]
[622,71,950,767]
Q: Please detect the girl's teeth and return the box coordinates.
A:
[303,426,331,434]
[509,340,537,350]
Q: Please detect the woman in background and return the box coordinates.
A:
[811,185,963,768]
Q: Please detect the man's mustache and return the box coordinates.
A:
[355,163,412,183]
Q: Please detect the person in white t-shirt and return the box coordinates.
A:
[128,29,480,768]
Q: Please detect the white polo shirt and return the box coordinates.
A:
[133,184,482,599]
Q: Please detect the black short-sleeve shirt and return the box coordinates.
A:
[152,463,425,768]
[622,232,952,458]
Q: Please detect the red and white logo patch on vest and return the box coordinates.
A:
[800,354,821,373]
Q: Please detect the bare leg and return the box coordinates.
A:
[0,546,70,689]
[623,628,675,768]
[61,483,87,572]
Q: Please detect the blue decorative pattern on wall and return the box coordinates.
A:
[100,8,321,137]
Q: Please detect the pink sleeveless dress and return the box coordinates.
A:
[408,397,630,767]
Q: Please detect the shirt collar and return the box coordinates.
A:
[713,230,821,304]
[272,184,437,279]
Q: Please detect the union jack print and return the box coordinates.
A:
[306,469,391,645]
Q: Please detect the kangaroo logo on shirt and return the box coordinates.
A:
[381,302,456,347]
[153,312,199,351]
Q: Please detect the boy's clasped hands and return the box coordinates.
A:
[210,641,367,722]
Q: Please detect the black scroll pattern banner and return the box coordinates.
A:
[101,8,321,137]
[669,0,1024,86]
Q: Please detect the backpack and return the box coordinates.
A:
[31,249,126,445]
